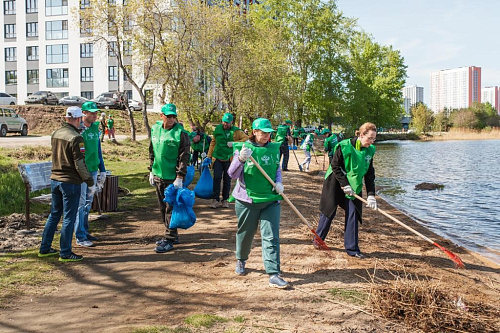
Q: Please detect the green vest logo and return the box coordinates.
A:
[261,155,271,165]
[365,155,372,163]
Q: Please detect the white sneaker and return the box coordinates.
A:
[210,199,221,209]
[221,200,229,208]
[76,240,93,247]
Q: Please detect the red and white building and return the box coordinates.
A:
[482,86,500,115]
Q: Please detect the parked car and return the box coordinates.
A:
[128,99,143,111]
[25,91,59,105]
[0,107,28,136]
[0,92,16,105]
[303,125,317,133]
[58,95,88,106]
[95,91,126,110]
[92,96,121,109]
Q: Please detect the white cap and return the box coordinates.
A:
[65,106,83,118]
[101,112,106,116]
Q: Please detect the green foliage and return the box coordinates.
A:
[410,103,434,134]
[327,288,368,305]
[184,314,228,328]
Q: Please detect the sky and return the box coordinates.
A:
[337,0,500,105]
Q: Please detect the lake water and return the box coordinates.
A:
[373,139,500,265]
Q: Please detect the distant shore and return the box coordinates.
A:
[421,128,500,141]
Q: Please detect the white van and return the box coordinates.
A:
[0,107,28,136]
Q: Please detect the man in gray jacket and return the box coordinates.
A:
[38,106,94,262]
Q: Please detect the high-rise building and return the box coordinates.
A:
[430,66,481,113]
[482,86,500,115]
[402,85,423,114]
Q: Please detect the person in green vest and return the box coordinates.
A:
[207,112,248,209]
[291,124,301,147]
[322,129,339,165]
[274,119,292,171]
[299,132,314,172]
[228,118,289,289]
[107,114,116,141]
[315,122,377,259]
[148,103,190,253]
[189,127,211,167]
[74,101,107,248]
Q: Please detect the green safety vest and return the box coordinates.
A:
[292,128,300,138]
[151,122,182,180]
[81,122,100,172]
[190,133,208,152]
[213,124,238,160]
[324,134,338,157]
[274,125,289,144]
[233,142,283,203]
[324,139,375,199]
[107,119,114,129]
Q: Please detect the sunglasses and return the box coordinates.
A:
[165,115,176,119]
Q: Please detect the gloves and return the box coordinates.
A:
[273,182,284,195]
[366,195,377,209]
[238,146,253,162]
[342,185,354,197]
[88,186,97,197]
[173,178,183,189]
[227,141,233,148]
[149,172,155,187]
[201,152,207,159]
[97,173,106,187]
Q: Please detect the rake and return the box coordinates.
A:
[353,194,465,269]
[291,149,303,172]
[249,156,330,250]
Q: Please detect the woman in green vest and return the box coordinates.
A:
[315,122,377,259]
[107,115,116,141]
[228,118,289,289]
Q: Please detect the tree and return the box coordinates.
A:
[410,103,433,134]
[433,110,449,132]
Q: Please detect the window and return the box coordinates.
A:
[81,67,93,82]
[46,44,68,63]
[46,68,68,87]
[5,70,17,84]
[27,69,39,84]
[4,24,16,38]
[4,0,15,14]
[80,19,92,35]
[80,0,89,8]
[45,0,67,15]
[46,20,68,40]
[108,66,117,81]
[123,17,133,31]
[26,46,39,60]
[108,0,116,5]
[123,40,132,56]
[80,43,93,58]
[5,47,16,61]
[26,22,38,37]
[123,65,131,81]
[108,41,117,56]
[26,0,37,13]
[81,91,93,99]
[125,90,132,100]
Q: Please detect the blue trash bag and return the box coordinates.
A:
[288,145,297,150]
[194,158,213,199]
[163,184,196,229]
[184,165,195,188]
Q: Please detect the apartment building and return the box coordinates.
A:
[401,85,423,114]
[1,0,157,107]
[430,66,481,113]
[481,86,500,115]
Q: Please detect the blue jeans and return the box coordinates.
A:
[40,180,81,257]
[75,171,97,241]
[212,159,231,202]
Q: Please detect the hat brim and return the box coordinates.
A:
[84,109,99,113]
[163,111,177,116]
[255,128,275,133]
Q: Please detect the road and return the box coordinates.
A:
[0,134,149,149]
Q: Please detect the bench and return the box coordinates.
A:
[18,161,52,230]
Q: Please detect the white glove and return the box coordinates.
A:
[97,173,106,187]
[273,182,284,195]
[366,195,377,209]
[227,141,233,148]
[173,178,183,189]
[88,186,97,197]
[201,152,207,159]
[342,185,354,197]
[238,146,253,162]
[149,172,155,186]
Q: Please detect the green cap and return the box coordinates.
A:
[81,101,99,112]
[252,118,275,133]
[161,103,177,116]
[285,119,292,124]
[222,113,233,123]
[321,128,331,135]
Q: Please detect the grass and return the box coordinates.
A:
[184,314,229,328]
[327,288,368,305]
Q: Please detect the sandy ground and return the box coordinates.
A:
[1,151,499,333]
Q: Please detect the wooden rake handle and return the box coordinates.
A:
[249,155,314,230]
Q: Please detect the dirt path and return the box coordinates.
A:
[1,154,499,333]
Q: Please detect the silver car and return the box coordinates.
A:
[0,92,16,105]
[0,107,28,136]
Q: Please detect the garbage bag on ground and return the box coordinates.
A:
[163,184,196,229]
[194,158,213,199]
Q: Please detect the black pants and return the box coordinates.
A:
[293,137,299,146]
[212,159,231,202]
[279,144,289,170]
[154,177,178,241]
[191,151,199,166]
